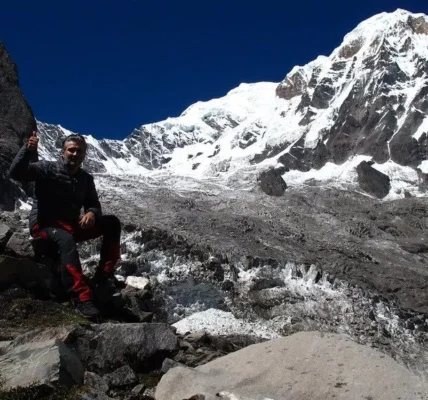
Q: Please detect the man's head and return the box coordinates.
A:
[62,134,87,174]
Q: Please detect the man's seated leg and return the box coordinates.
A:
[31,225,100,320]
[31,236,66,301]
[74,215,122,305]
[31,236,58,262]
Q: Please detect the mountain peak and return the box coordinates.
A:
[342,9,428,48]
[33,9,428,200]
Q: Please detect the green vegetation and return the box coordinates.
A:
[0,381,84,400]
[1,298,88,331]
[139,371,163,388]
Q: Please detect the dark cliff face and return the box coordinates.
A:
[0,42,37,210]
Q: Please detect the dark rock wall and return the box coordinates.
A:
[0,42,36,210]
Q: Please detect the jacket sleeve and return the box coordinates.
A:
[84,175,102,218]
[8,145,46,182]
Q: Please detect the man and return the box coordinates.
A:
[9,131,121,320]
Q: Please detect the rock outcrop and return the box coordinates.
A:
[356,161,391,198]
[0,338,84,390]
[156,331,428,400]
[0,43,36,210]
[73,323,179,373]
[257,168,287,196]
[0,255,52,290]
[0,223,12,252]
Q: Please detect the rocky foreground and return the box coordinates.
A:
[2,178,428,399]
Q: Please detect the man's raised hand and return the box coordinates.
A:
[27,131,39,151]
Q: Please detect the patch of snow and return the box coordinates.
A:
[373,160,420,199]
[282,156,371,187]
[125,276,150,290]
[59,125,75,137]
[173,308,280,339]
[413,116,428,141]
[17,199,32,211]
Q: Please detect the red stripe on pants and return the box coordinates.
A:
[66,264,92,302]
[102,242,120,274]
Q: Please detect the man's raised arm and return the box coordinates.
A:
[8,131,43,181]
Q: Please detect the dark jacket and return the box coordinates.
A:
[8,145,102,229]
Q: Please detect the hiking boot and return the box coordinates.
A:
[92,269,120,292]
[91,270,120,308]
[75,300,100,320]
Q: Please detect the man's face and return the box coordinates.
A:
[63,140,86,170]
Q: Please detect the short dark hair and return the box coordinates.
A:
[62,134,87,151]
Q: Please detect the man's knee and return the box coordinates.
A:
[54,230,77,252]
[33,227,76,250]
[101,215,121,235]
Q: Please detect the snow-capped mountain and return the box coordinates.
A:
[36,9,428,199]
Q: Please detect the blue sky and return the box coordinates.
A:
[1,1,426,139]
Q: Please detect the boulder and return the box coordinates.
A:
[83,371,109,393]
[0,223,12,252]
[356,161,391,198]
[143,387,156,398]
[130,384,146,396]
[156,331,428,400]
[5,231,35,258]
[257,168,287,196]
[0,255,52,289]
[104,365,138,389]
[0,341,11,355]
[9,326,79,348]
[74,323,179,373]
[161,357,186,374]
[0,339,83,390]
[78,371,115,400]
[120,285,154,322]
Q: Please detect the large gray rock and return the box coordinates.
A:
[9,326,78,348]
[356,161,391,198]
[0,339,84,390]
[120,285,154,323]
[156,331,428,400]
[84,371,109,393]
[0,255,52,289]
[257,168,287,196]
[5,231,35,258]
[104,365,138,389]
[74,323,179,373]
[0,223,11,252]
